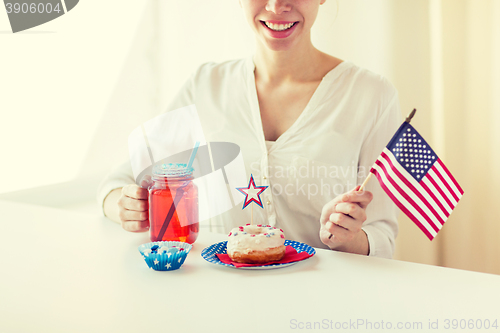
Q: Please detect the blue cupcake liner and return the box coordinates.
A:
[138,241,192,271]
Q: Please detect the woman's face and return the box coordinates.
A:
[239,0,325,51]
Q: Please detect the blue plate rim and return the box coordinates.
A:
[201,239,316,269]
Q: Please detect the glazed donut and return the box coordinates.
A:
[226,224,286,264]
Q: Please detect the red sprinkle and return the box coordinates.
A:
[228,232,232,236]
[179,248,184,251]
[251,234,255,237]
[264,233,267,235]
[257,224,262,227]
[280,235,284,239]
[239,227,244,231]
[246,223,250,226]
[280,229,283,232]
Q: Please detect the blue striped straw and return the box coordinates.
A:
[156,140,201,241]
[187,141,200,169]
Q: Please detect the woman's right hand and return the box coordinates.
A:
[117,176,152,232]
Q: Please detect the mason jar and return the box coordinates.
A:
[148,163,199,244]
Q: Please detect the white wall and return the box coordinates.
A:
[0,0,156,193]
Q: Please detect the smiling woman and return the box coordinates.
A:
[99,0,401,259]
[240,0,324,50]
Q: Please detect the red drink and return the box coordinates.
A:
[149,164,199,244]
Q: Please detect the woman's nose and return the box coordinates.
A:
[265,0,292,15]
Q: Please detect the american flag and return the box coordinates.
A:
[370,122,464,240]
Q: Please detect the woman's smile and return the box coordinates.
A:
[260,20,299,38]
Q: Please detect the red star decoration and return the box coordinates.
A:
[236,174,268,209]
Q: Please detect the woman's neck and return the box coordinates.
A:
[253,38,324,84]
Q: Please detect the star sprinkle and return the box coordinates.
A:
[236,174,268,209]
[166,263,171,269]
[154,259,159,265]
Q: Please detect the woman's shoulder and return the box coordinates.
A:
[339,61,398,98]
[190,58,249,82]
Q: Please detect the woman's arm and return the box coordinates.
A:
[103,188,122,223]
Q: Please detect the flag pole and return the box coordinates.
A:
[328,109,417,240]
[405,108,417,123]
[251,204,253,225]
[358,173,373,192]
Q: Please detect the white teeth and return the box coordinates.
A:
[264,21,295,31]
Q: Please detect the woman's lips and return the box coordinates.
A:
[260,20,299,39]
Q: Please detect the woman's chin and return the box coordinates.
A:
[259,37,298,52]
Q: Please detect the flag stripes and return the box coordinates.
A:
[382,150,447,224]
[369,121,463,240]
[371,149,440,239]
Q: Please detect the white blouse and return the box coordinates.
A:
[97,57,402,258]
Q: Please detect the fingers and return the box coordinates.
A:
[118,209,149,232]
[320,186,372,246]
[118,184,150,233]
[119,208,148,222]
[122,220,150,233]
[118,195,148,212]
[139,175,153,189]
[340,187,373,209]
[327,213,362,234]
[323,221,355,243]
[334,202,366,222]
[122,184,149,200]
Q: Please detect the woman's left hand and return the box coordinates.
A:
[319,185,373,255]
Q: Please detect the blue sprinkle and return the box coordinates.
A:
[269,232,274,236]
[266,234,271,238]
[242,232,247,234]
[234,232,238,236]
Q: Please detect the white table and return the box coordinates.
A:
[1,200,499,333]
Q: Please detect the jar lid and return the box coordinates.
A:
[152,163,194,178]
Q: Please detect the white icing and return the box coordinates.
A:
[227,224,285,254]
